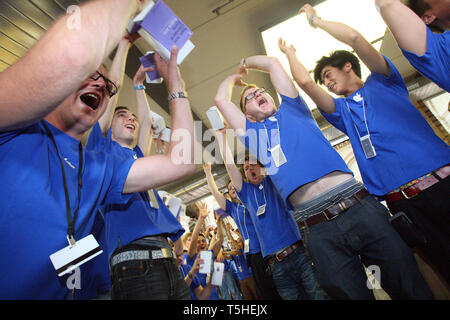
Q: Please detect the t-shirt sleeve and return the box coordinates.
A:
[401,28,449,91]
[103,153,136,205]
[321,99,347,134]
[279,93,314,120]
[85,122,106,152]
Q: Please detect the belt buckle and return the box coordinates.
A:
[323,202,343,221]
[276,250,287,262]
[161,247,174,259]
[400,188,417,200]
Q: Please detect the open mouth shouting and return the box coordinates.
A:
[80,91,102,111]
[124,123,136,132]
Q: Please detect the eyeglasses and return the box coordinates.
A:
[89,71,118,98]
[244,87,265,106]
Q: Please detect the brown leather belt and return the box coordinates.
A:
[297,188,370,229]
[267,240,302,265]
[384,164,449,203]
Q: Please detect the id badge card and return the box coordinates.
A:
[49,234,102,277]
[270,144,287,167]
[244,238,250,253]
[360,135,376,159]
[256,204,266,216]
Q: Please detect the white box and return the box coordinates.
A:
[198,250,212,274]
[211,262,224,286]
[206,106,225,130]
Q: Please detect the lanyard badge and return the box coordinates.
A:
[42,121,102,277]
[265,117,287,168]
[344,95,377,160]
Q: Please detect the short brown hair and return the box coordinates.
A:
[239,84,258,113]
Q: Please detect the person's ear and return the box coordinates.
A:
[343,61,353,73]
[244,113,255,122]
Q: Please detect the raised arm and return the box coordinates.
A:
[97,34,137,134]
[133,65,155,156]
[123,46,196,193]
[214,74,247,133]
[215,128,243,192]
[188,202,209,258]
[375,0,428,56]
[0,0,146,132]
[209,215,225,257]
[278,37,335,113]
[300,3,389,76]
[203,163,227,210]
[238,55,298,98]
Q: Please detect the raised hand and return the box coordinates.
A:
[202,162,212,175]
[133,64,154,85]
[278,38,296,56]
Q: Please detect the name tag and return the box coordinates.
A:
[244,239,250,253]
[256,204,266,216]
[360,134,376,159]
[269,144,287,167]
[49,234,102,277]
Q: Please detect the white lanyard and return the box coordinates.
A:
[263,116,281,150]
[236,204,250,241]
[343,95,370,140]
[253,181,267,216]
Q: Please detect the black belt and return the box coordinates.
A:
[297,188,370,229]
[267,240,302,265]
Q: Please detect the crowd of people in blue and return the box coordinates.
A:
[0,0,448,300]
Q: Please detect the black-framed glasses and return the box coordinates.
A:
[244,87,265,106]
[89,71,118,98]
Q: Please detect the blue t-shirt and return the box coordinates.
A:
[236,179,301,258]
[242,94,352,205]
[86,124,185,259]
[322,56,450,196]
[75,212,110,300]
[225,199,261,254]
[231,250,253,281]
[401,28,449,92]
[182,252,220,300]
[0,121,134,299]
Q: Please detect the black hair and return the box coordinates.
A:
[407,0,429,17]
[313,50,362,84]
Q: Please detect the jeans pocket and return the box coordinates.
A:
[112,260,152,283]
[363,196,391,219]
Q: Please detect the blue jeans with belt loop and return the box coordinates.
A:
[268,244,329,300]
[294,178,434,300]
[110,240,190,300]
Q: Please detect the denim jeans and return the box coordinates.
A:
[219,270,243,300]
[296,191,434,300]
[110,244,190,300]
[246,252,282,300]
[269,244,329,300]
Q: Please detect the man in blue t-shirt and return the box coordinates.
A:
[279,3,448,289]
[0,0,196,299]
[202,163,281,300]
[214,17,433,299]
[376,0,449,92]
[212,129,327,300]
[85,34,189,300]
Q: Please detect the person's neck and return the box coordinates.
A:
[113,137,135,149]
[343,78,364,97]
[44,113,84,141]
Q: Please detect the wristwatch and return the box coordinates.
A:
[168,91,188,101]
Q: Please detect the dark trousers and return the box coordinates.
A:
[299,195,434,300]
[246,252,282,300]
[387,176,450,286]
[110,245,190,300]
